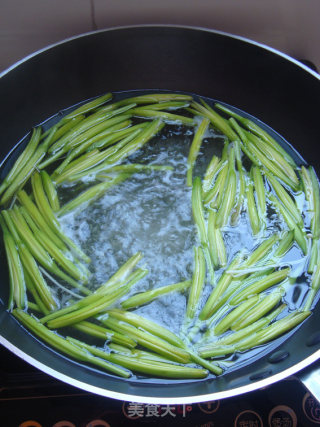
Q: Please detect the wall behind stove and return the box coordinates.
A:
[1,0,319,73]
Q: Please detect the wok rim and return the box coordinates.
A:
[0,24,320,404]
[1,335,319,404]
[1,24,319,81]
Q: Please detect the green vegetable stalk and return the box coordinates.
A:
[0,91,317,383]
[187,118,210,186]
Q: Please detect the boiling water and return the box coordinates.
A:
[58,126,224,332]
[1,90,316,377]
[56,118,309,338]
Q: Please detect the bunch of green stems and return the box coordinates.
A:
[182,98,316,356]
[0,92,318,380]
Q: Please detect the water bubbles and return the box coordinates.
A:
[59,132,197,300]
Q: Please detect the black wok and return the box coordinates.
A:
[0,26,320,404]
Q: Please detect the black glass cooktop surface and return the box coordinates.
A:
[1,346,320,427]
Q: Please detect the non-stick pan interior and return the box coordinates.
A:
[0,26,320,403]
